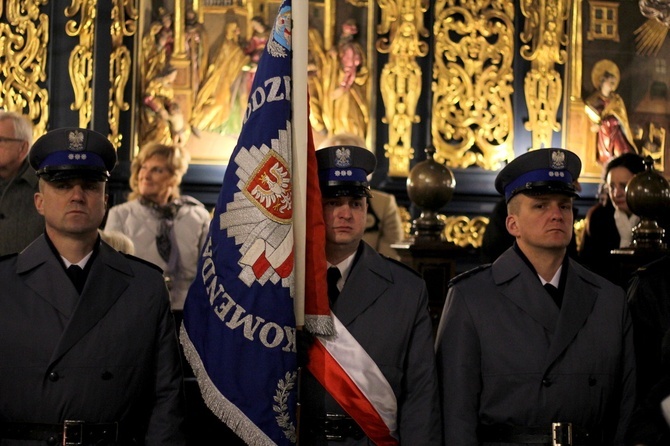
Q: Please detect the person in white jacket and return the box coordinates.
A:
[105,142,210,318]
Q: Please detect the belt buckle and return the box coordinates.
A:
[552,422,573,446]
[63,420,85,446]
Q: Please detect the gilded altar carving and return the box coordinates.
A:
[520,0,569,150]
[432,0,515,171]
[0,0,49,138]
[309,16,370,144]
[441,215,489,249]
[65,0,96,128]
[376,0,429,177]
[108,0,138,149]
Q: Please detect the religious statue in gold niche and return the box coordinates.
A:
[242,16,270,93]
[585,60,639,165]
[184,7,209,102]
[140,65,188,148]
[310,19,370,142]
[308,27,328,136]
[190,20,250,135]
[140,7,174,95]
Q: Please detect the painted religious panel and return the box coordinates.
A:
[135,0,374,164]
[566,0,668,181]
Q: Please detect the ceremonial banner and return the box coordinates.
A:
[180,2,297,444]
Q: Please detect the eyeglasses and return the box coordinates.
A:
[0,136,24,144]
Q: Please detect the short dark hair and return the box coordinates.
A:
[604,153,645,178]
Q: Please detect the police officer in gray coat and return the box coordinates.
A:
[300,144,440,445]
[0,128,185,445]
[436,148,636,445]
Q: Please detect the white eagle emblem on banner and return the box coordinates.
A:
[218,123,294,292]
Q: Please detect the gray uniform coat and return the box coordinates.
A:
[301,242,441,445]
[435,247,636,446]
[0,236,184,445]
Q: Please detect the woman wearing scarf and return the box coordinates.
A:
[105,142,211,323]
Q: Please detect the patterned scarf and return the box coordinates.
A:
[139,196,183,265]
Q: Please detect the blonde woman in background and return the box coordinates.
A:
[105,142,210,322]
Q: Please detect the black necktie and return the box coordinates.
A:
[544,283,562,309]
[67,265,86,294]
[327,267,341,305]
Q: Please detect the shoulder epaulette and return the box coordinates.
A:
[0,252,19,263]
[635,255,670,276]
[122,253,164,274]
[449,264,491,287]
[384,256,423,279]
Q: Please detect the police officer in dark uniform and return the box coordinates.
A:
[0,128,185,445]
[436,148,636,445]
[626,255,670,445]
[300,145,440,445]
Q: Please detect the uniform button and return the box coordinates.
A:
[542,378,552,387]
[101,370,113,380]
[589,376,597,386]
[47,435,58,445]
[48,372,59,382]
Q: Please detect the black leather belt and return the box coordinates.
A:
[477,423,604,445]
[305,413,365,442]
[0,420,123,445]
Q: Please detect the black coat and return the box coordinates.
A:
[626,256,670,446]
[0,236,185,445]
[437,248,636,445]
[300,242,441,445]
[579,202,625,286]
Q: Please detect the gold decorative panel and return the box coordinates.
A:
[108,0,138,149]
[65,0,96,128]
[376,0,429,177]
[520,0,569,150]
[0,0,50,138]
[441,215,489,249]
[431,0,515,171]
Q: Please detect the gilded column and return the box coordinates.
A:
[65,0,96,128]
[0,0,50,137]
[520,0,569,149]
[108,0,137,149]
[432,0,515,170]
[377,0,429,177]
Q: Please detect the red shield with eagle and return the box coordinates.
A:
[245,152,292,223]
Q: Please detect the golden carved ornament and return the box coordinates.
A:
[520,0,569,149]
[432,0,515,171]
[376,0,429,177]
[0,0,50,137]
[108,0,137,149]
[440,215,489,249]
[65,0,96,128]
[399,208,488,249]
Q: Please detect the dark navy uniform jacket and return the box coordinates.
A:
[0,236,185,445]
[436,247,636,446]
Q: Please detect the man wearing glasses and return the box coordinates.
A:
[0,111,43,255]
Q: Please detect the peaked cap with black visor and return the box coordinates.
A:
[495,148,582,202]
[316,145,376,198]
[29,128,117,182]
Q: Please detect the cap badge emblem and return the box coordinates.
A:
[68,130,85,152]
[550,150,566,169]
[335,147,351,168]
